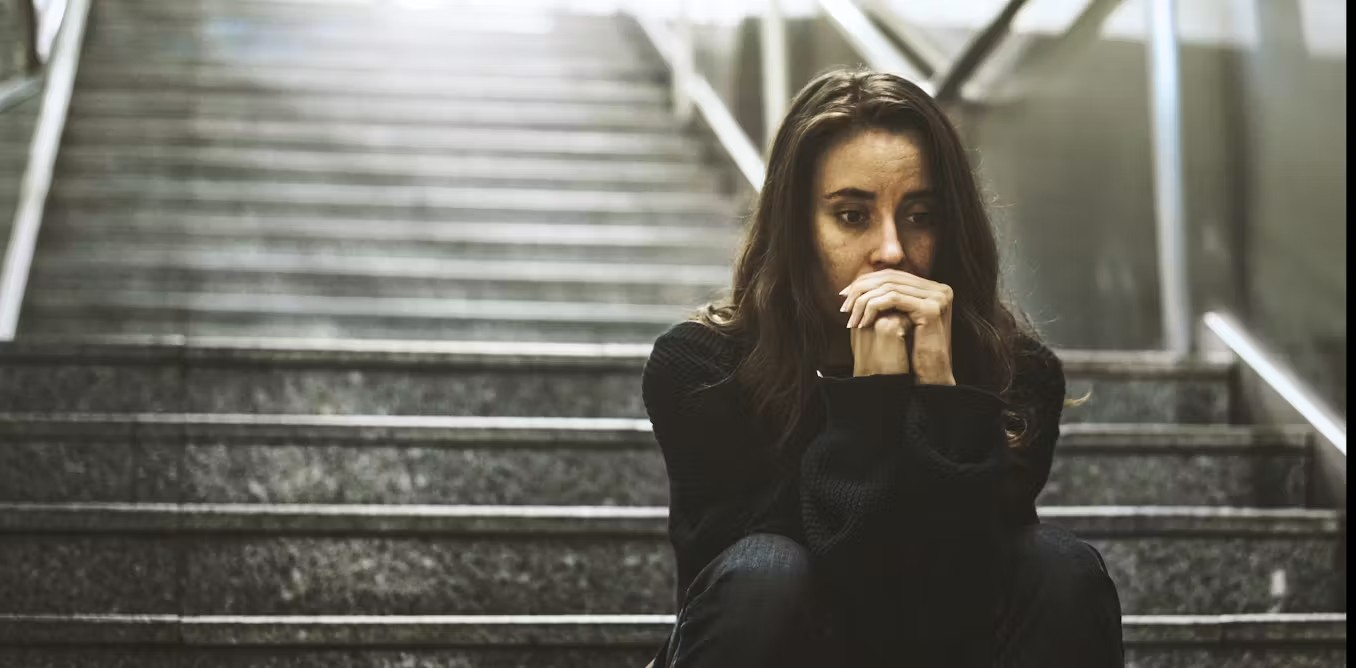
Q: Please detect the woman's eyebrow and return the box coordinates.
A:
[822,187,935,202]
[823,187,875,201]
[899,188,936,203]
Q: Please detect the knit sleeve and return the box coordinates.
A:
[798,372,1016,573]
[641,322,800,606]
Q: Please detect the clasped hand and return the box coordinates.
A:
[839,269,955,385]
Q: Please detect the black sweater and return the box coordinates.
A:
[641,319,1067,666]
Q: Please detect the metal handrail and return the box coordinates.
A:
[1204,311,1346,457]
[0,0,88,340]
[630,7,766,191]
[816,0,933,95]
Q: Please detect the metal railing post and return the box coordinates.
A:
[672,0,694,125]
[19,0,41,73]
[1146,0,1192,357]
[760,0,788,151]
[0,0,89,340]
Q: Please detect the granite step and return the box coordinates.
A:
[29,252,729,305]
[16,145,719,190]
[83,27,640,59]
[0,502,1341,616]
[0,338,1233,422]
[17,295,685,344]
[34,215,741,265]
[39,180,735,225]
[73,65,669,106]
[90,5,628,32]
[0,613,1345,668]
[85,9,632,36]
[3,119,705,160]
[65,91,680,131]
[0,414,1314,508]
[77,55,663,81]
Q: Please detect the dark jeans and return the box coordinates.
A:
[659,523,1125,667]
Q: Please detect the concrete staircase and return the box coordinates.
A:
[0,0,739,343]
[0,0,1344,666]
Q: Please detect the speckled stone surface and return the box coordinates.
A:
[0,537,179,614]
[0,364,185,412]
[1040,450,1308,506]
[0,645,1348,668]
[181,536,674,615]
[4,528,1330,615]
[1084,534,1343,614]
[1063,377,1229,424]
[183,444,669,506]
[0,649,659,668]
[35,271,727,307]
[1124,648,1347,668]
[181,367,649,417]
[2,348,1228,421]
[20,315,678,344]
[0,438,179,503]
[0,418,1310,506]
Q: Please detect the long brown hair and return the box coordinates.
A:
[692,65,1071,455]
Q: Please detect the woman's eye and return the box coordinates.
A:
[906,212,934,226]
[836,210,868,227]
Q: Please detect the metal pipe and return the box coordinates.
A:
[0,0,90,340]
[1203,312,1346,455]
[671,0,694,125]
[760,0,788,150]
[1145,0,1192,357]
[853,0,944,79]
[19,0,40,73]
[817,0,932,94]
[934,0,1030,102]
[630,10,765,191]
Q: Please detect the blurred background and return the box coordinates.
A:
[0,1,1346,665]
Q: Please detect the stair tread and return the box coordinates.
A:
[0,413,1314,449]
[0,612,1345,646]
[0,501,1340,535]
[0,335,1234,377]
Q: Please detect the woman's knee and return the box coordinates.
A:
[1007,523,1121,609]
[688,532,816,609]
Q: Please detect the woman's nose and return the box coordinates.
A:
[872,220,905,267]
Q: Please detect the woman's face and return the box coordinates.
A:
[811,126,939,320]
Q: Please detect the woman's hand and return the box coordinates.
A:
[848,311,913,377]
[840,269,956,385]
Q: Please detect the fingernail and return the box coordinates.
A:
[838,288,848,296]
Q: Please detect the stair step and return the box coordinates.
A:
[66,91,680,131]
[0,337,1233,421]
[30,251,728,305]
[19,145,719,190]
[0,502,1341,616]
[90,4,627,32]
[0,414,1313,507]
[1,613,1342,667]
[40,179,735,224]
[18,291,687,343]
[84,28,639,60]
[3,119,705,160]
[78,54,663,80]
[35,215,741,265]
[74,65,668,105]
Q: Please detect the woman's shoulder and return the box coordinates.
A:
[1011,330,1066,395]
[648,320,746,374]
[642,320,747,411]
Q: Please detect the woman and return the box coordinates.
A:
[641,67,1125,667]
